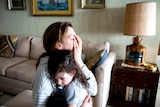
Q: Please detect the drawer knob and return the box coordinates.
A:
[122,74,125,77]
[121,80,125,83]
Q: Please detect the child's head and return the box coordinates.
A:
[48,50,89,87]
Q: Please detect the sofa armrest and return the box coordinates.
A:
[94,51,116,107]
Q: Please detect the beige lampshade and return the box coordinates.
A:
[123,2,156,36]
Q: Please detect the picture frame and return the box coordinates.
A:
[8,0,26,10]
[32,0,73,16]
[81,0,105,9]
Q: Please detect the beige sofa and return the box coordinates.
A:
[0,36,116,107]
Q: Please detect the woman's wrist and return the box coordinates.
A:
[77,60,85,69]
[80,64,85,69]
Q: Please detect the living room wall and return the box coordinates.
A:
[0,0,160,63]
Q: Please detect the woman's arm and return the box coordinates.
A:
[68,104,76,107]
[81,94,93,107]
[32,57,56,107]
[67,94,92,107]
[73,35,85,68]
[81,65,97,96]
[73,35,97,96]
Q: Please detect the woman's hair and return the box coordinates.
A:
[36,22,73,67]
[48,50,89,88]
[43,22,72,52]
[46,91,67,107]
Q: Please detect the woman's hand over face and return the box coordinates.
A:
[73,35,84,68]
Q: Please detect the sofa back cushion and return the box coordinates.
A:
[82,40,110,61]
[15,36,32,58]
[30,37,46,60]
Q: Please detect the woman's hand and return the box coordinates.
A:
[81,94,93,107]
[73,35,85,68]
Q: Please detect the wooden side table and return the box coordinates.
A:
[108,60,160,107]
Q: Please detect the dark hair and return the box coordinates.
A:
[46,93,67,107]
[36,22,73,67]
[48,50,89,88]
[43,22,72,52]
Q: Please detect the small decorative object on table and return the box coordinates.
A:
[144,63,157,72]
[121,61,158,73]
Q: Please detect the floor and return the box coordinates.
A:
[0,81,160,107]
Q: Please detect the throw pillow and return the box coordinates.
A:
[0,35,18,58]
[86,49,108,69]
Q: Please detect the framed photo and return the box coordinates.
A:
[81,0,105,9]
[8,0,26,10]
[32,0,73,16]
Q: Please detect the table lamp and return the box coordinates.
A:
[123,2,156,66]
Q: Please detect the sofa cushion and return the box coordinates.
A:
[6,60,37,83]
[3,90,33,107]
[0,35,18,58]
[15,36,32,58]
[0,57,28,76]
[30,37,46,60]
[82,41,110,61]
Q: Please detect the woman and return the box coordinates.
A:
[32,22,97,107]
[47,50,95,107]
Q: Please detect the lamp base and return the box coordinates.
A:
[125,36,146,66]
